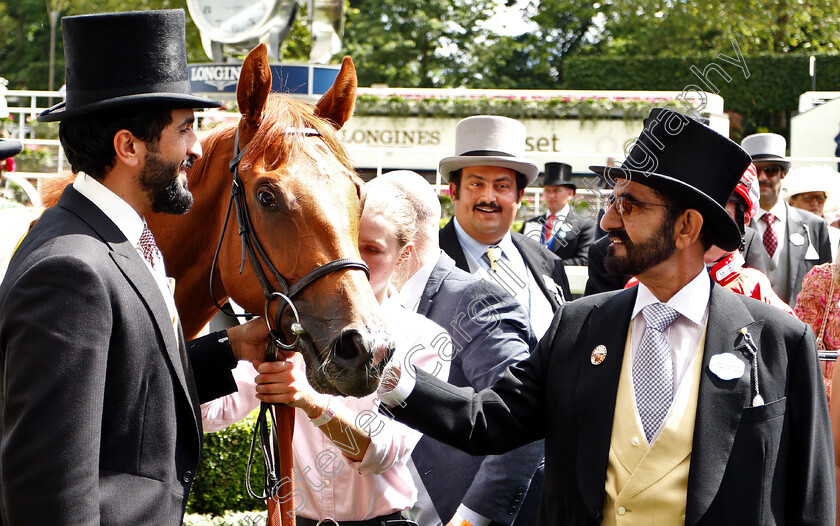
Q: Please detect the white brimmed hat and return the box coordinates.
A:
[740,133,791,171]
[438,116,539,185]
[782,165,839,200]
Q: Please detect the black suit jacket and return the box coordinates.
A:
[519,210,597,266]
[439,219,571,308]
[391,283,834,526]
[409,253,543,525]
[0,186,237,525]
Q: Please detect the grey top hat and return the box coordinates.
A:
[438,116,539,185]
[740,133,791,171]
[38,9,221,122]
[0,139,22,161]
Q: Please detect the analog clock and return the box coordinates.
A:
[187,0,283,44]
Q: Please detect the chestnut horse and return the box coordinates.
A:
[42,44,389,525]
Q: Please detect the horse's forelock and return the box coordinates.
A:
[239,95,354,176]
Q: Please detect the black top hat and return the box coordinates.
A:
[590,108,751,252]
[543,162,575,190]
[38,10,221,122]
[0,139,22,161]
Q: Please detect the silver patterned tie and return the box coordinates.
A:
[634,302,680,443]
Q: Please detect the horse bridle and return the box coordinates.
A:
[208,124,370,504]
[210,125,370,351]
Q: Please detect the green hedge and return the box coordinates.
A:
[187,412,266,516]
[564,53,840,135]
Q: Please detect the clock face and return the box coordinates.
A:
[188,0,278,43]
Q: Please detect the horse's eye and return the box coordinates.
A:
[257,188,277,208]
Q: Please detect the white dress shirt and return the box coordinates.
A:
[452,216,554,338]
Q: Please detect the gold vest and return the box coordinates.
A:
[602,326,707,526]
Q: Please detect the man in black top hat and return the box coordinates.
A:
[0,10,271,525]
[366,108,834,525]
[520,162,596,266]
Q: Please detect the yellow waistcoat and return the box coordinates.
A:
[602,326,707,526]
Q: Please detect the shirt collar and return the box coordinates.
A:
[759,199,787,223]
[73,172,145,247]
[453,216,516,262]
[548,204,570,219]
[398,253,439,311]
[632,267,710,326]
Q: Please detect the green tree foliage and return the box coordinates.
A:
[342,0,497,87]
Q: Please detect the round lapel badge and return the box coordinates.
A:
[591,344,607,365]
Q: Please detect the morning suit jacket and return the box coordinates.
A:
[751,204,832,307]
[585,226,768,296]
[0,186,238,525]
[391,282,835,526]
[439,219,572,308]
[519,209,597,266]
[409,253,544,526]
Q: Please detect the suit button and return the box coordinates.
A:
[183,470,194,483]
[617,506,627,515]
[508,506,517,515]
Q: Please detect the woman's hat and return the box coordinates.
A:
[590,108,751,252]
[740,133,791,171]
[438,116,539,185]
[543,162,575,189]
[38,9,221,122]
[0,139,22,160]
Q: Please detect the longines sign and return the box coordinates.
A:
[188,63,340,95]
[340,115,729,175]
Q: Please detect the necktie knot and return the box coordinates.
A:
[485,245,502,273]
[139,225,164,273]
[761,212,775,226]
[642,303,679,333]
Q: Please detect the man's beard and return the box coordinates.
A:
[604,220,677,277]
[139,151,193,214]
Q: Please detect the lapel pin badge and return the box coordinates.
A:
[591,344,607,365]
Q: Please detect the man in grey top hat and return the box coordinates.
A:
[741,132,831,307]
[438,115,571,340]
[520,162,597,266]
[0,10,272,525]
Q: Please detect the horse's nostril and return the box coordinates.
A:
[332,330,365,363]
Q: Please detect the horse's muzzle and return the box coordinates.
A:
[328,328,394,397]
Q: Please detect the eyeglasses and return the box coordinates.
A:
[756,165,784,177]
[604,193,673,216]
[794,193,827,204]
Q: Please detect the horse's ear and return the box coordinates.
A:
[236,43,272,142]
[314,56,356,130]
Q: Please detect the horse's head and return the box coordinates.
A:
[204,45,391,396]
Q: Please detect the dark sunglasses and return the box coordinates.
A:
[605,193,673,216]
[756,165,784,177]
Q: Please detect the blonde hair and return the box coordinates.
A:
[364,184,417,289]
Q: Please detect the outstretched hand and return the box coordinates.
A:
[226,317,271,364]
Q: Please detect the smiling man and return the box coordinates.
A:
[367,108,835,526]
[438,116,571,340]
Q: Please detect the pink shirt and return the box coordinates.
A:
[201,300,451,521]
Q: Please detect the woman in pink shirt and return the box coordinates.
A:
[202,182,450,526]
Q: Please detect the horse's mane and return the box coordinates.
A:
[41,173,75,208]
[238,95,355,176]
